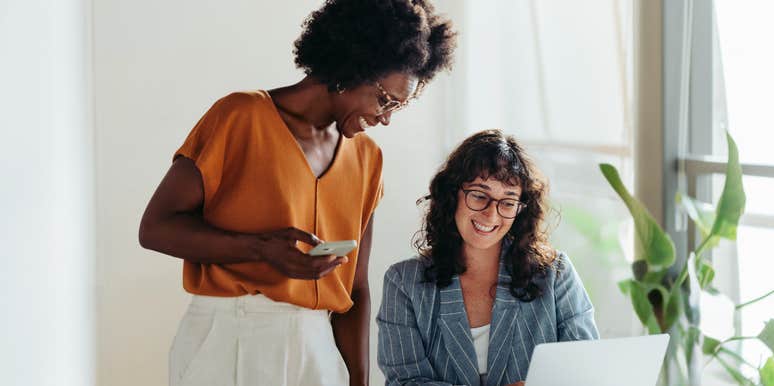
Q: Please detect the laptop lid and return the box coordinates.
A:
[524,334,669,386]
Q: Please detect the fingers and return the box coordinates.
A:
[317,262,342,279]
[279,253,349,280]
[305,255,348,279]
[312,254,348,266]
[281,227,321,246]
[261,228,352,280]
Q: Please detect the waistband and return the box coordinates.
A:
[189,294,329,316]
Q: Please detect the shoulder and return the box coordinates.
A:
[544,250,586,292]
[350,133,384,163]
[553,251,579,276]
[383,256,430,287]
[538,251,571,287]
[351,132,381,149]
[209,90,271,117]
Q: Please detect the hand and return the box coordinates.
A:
[250,227,348,279]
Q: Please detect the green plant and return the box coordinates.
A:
[553,202,629,301]
[599,132,774,386]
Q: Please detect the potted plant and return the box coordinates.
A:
[599,132,774,385]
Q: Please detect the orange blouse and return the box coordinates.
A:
[174,91,383,313]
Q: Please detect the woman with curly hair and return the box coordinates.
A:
[377,130,599,386]
[138,1,456,385]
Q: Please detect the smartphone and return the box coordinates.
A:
[308,240,357,257]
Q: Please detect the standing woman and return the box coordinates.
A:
[377,130,598,386]
[139,1,456,385]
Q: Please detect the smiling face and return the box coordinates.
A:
[331,72,420,138]
[455,176,523,256]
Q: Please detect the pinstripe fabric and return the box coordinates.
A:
[376,251,599,386]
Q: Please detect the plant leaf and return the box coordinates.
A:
[761,357,774,386]
[676,192,716,237]
[710,132,746,240]
[632,260,648,281]
[697,260,716,289]
[629,280,656,327]
[629,281,666,333]
[600,164,676,269]
[618,279,632,295]
[758,319,774,353]
[664,288,684,331]
[702,335,721,355]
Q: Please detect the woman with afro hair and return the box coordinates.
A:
[139,1,456,385]
[377,130,598,385]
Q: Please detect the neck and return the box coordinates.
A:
[270,76,336,138]
[461,242,501,277]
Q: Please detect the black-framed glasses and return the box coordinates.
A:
[462,189,526,219]
[374,80,425,114]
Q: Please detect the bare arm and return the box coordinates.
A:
[138,157,345,278]
[332,214,374,386]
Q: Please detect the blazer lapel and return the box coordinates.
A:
[438,275,481,386]
[486,256,522,386]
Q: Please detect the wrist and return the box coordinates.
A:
[236,233,264,262]
[347,372,368,386]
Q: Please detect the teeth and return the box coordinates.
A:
[358,116,373,130]
[472,220,496,232]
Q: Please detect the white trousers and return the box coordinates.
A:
[169,294,349,386]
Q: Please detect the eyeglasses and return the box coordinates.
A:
[462,189,526,219]
[374,80,425,115]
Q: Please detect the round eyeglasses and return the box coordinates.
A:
[374,80,425,115]
[462,189,526,219]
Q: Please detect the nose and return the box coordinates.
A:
[481,201,498,219]
[378,111,392,126]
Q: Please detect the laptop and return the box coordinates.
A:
[524,334,670,386]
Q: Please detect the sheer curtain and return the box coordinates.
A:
[443,0,637,338]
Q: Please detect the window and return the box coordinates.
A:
[714,0,774,369]
[449,0,636,337]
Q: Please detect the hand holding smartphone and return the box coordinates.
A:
[308,240,357,257]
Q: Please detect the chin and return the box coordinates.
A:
[465,238,502,251]
[343,129,362,138]
[336,121,361,138]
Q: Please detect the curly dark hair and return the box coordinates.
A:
[293,0,457,91]
[414,129,557,302]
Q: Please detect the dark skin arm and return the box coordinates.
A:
[332,214,374,386]
[138,157,346,279]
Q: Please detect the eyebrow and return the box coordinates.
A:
[386,90,403,101]
[388,81,419,101]
[386,87,408,102]
[466,183,519,197]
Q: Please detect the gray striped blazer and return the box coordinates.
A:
[376,251,599,386]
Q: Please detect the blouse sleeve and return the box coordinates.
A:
[174,93,254,207]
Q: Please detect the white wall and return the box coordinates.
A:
[0,0,96,385]
[2,1,634,384]
[93,1,453,385]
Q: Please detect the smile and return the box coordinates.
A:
[358,116,375,130]
[472,220,497,233]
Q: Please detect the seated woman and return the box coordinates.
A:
[376,129,599,386]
